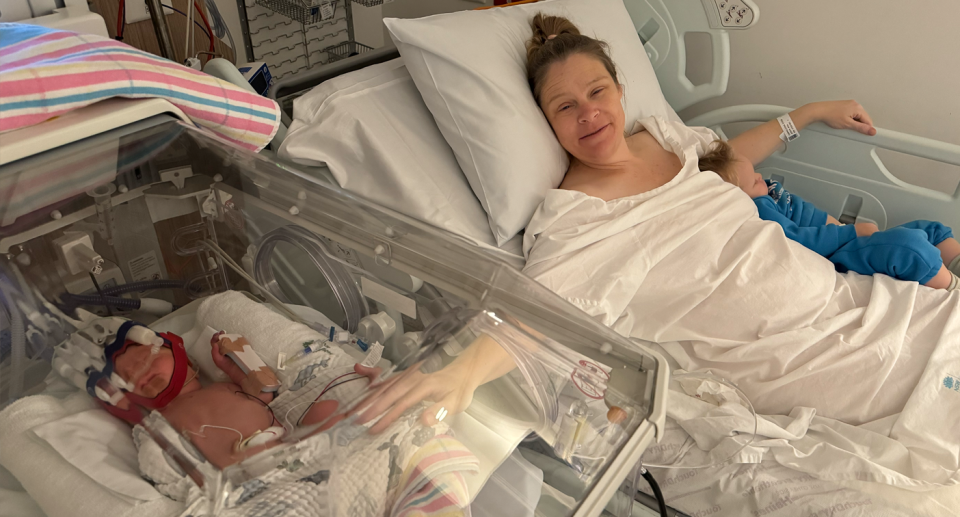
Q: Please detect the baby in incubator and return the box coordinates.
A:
[700,140,960,291]
[112,331,379,469]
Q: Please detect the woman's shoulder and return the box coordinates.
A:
[631,115,721,151]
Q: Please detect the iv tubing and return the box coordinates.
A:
[641,372,758,470]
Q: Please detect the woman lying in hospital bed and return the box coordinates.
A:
[365,12,959,494]
[516,13,960,483]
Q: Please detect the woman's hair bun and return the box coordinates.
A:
[524,12,618,104]
[526,13,581,62]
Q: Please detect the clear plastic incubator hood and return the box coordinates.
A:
[0,115,667,517]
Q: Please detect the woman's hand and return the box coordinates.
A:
[807,100,877,136]
[350,362,478,434]
[348,334,517,434]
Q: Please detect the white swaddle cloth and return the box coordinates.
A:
[194,291,333,370]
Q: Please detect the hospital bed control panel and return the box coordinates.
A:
[701,0,758,29]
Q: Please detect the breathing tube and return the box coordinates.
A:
[59,280,187,314]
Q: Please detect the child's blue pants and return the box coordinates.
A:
[829,220,953,284]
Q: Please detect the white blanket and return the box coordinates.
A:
[522,116,960,489]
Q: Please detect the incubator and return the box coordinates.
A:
[0,112,667,517]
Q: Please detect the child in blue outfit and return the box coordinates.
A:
[699,140,960,290]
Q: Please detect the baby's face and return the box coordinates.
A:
[114,344,177,398]
[731,152,768,198]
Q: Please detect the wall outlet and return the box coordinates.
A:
[125,0,174,24]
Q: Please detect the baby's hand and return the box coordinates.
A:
[354,363,382,383]
[210,332,246,382]
[855,222,879,237]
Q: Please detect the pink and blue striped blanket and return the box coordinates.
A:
[0,23,280,152]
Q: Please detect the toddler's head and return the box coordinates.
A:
[699,139,769,198]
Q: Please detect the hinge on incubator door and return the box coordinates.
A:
[384,226,406,239]
[373,240,392,266]
[160,166,193,190]
[838,194,863,225]
[87,183,117,245]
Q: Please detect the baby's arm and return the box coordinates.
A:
[756,197,858,256]
[211,334,276,404]
[777,186,873,233]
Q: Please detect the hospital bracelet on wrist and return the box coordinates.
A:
[777,114,800,143]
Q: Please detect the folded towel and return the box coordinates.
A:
[196,291,329,370]
[0,394,179,517]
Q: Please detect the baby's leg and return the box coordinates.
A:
[830,227,948,288]
[895,221,960,269]
[923,265,953,289]
[937,239,960,271]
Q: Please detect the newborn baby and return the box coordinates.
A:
[113,331,379,469]
[107,327,475,517]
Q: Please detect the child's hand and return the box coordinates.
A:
[811,100,877,136]
[855,222,879,237]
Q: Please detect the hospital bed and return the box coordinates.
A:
[2,0,960,516]
[259,2,960,516]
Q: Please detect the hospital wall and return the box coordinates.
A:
[678,0,960,193]
[378,0,492,48]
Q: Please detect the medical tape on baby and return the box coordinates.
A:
[777,114,799,142]
[217,333,281,395]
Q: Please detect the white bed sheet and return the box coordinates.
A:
[643,415,960,517]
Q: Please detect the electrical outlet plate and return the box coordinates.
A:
[125,0,174,24]
[700,0,759,30]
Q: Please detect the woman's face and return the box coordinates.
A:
[539,53,625,164]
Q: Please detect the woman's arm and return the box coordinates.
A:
[729,100,877,166]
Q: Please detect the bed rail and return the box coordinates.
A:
[267,46,401,115]
[623,0,736,112]
[687,104,960,231]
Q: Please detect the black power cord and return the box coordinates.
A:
[640,466,668,517]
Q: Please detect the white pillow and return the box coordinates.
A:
[278,59,497,247]
[32,409,161,504]
[384,0,679,245]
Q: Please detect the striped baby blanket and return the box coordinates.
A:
[392,434,479,517]
[0,23,280,152]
